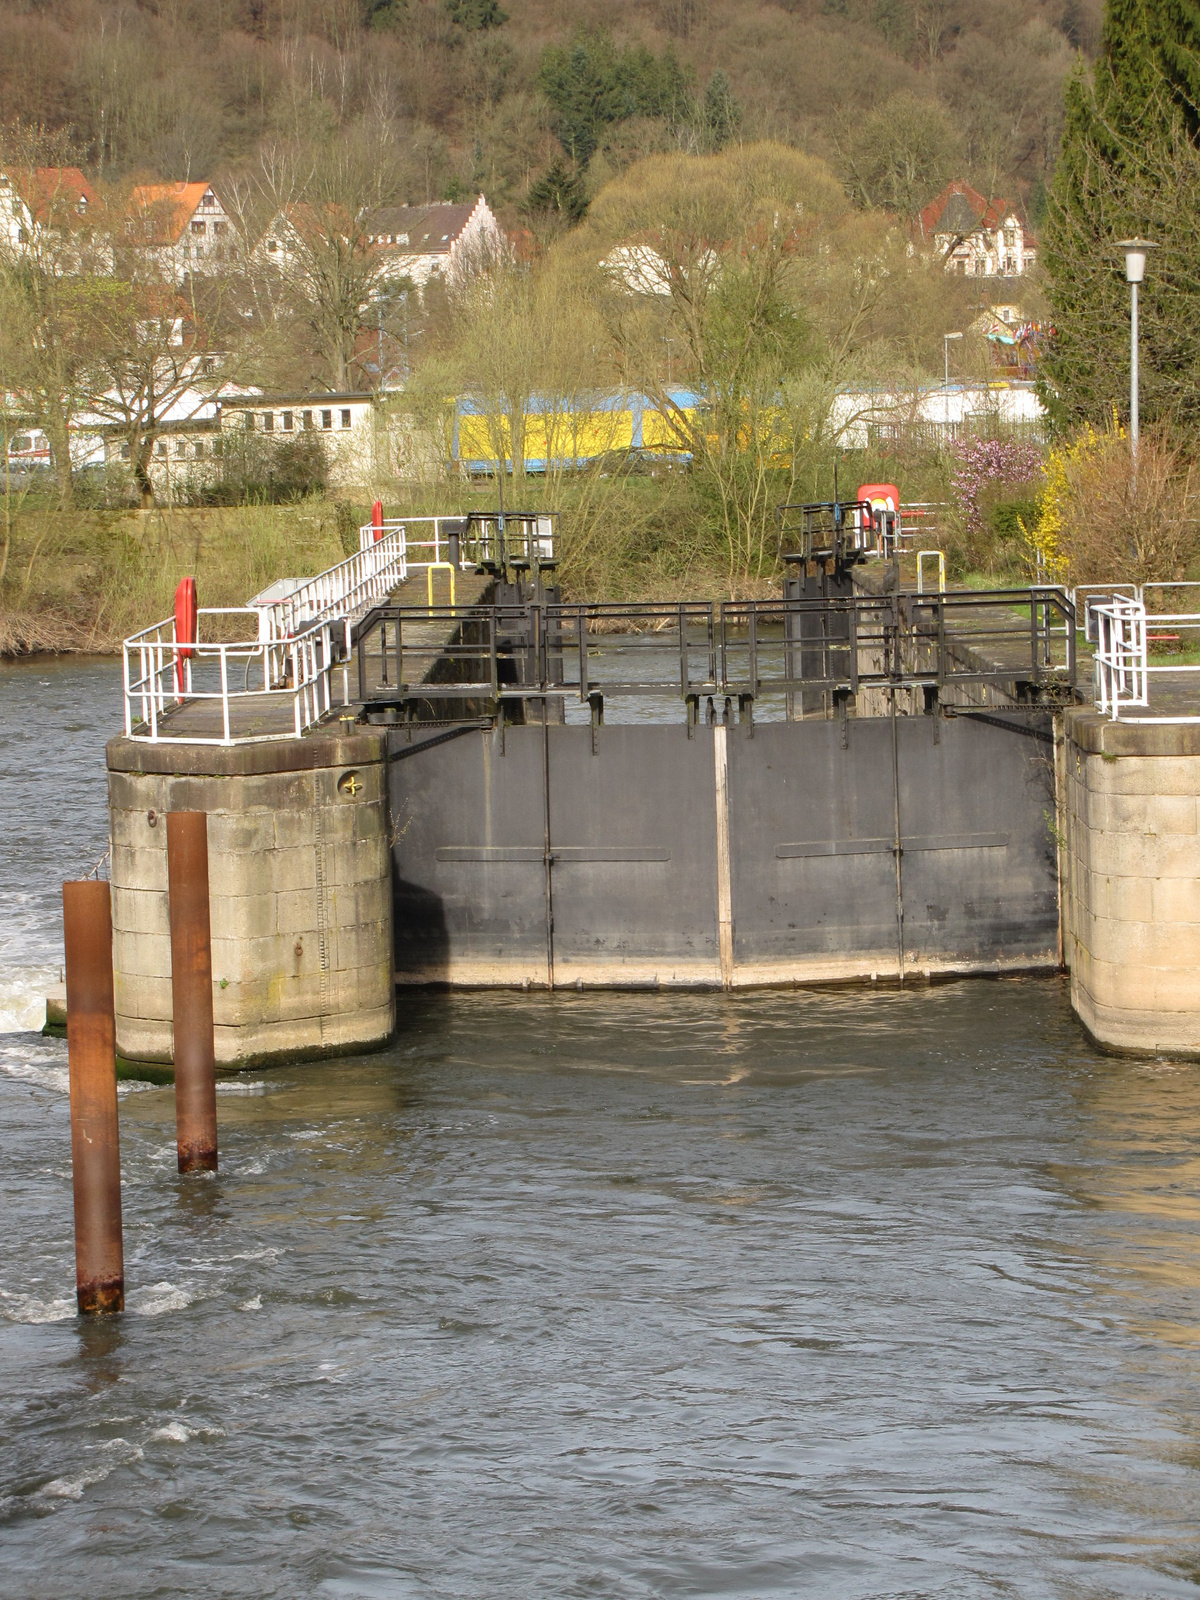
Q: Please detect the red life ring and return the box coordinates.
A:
[372,499,384,543]
[174,576,197,693]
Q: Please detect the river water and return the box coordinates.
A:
[3,659,1200,1598]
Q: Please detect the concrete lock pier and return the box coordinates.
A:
[1061,710,1200,1058]
[96,505,1200,1065]
[108,730,394,1067]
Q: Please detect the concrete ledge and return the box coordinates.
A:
[106,729,387,777]
[1064,707,1200,757]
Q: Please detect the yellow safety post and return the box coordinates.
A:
[917,550,946,596]
[427,562,456,606]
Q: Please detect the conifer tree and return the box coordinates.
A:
[1041,1,1200,429]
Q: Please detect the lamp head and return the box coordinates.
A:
[1115,238,1157,284]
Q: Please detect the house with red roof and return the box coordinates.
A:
[126,180,233,281]
[0,166,99,268]
[917,182,1036,278]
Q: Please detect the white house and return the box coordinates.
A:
[126,181,234,281]
[918,182,1037,278]
[0,166,98,269]
[364,195,505,292]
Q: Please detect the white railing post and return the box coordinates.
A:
[219,646,230,744]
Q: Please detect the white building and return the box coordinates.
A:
[918,182,1036,278]
[0,166,98,269]
[829,381,1046,449]
[126,181,234,282]
[364,195,505,293]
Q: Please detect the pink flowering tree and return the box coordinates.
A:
[949,437,1044,541]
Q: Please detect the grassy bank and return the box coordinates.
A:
[0,502,354,655]
[0,449,958,656]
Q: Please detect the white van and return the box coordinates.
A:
[5,430,53,475]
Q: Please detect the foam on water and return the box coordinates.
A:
[0,962,61,1036]
[0,1039,70,1096]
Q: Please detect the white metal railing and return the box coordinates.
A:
[1088,585,1200,721]
[123,607,353,745]
[359,516,460,567]
[255,527,406,642]
[1093,594,1147,718]
[357,514,557,571]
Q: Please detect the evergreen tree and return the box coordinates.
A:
[537,32,695,166]
[701,72,742,153]
[445,0,508,29]
[1041,0,1200,429]
[523,160,589,227]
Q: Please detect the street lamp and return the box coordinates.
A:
[943,330,963,388]
[1114,238,1157,475]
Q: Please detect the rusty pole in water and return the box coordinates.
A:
[62,880,124,1315]
[166,812,218,1173]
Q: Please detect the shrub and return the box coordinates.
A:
[1027,421,1200,586]
[184,431,329,506]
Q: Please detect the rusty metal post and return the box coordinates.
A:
[166,812,218,1173]
[62,880,124,1316]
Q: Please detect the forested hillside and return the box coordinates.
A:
[0,0,1099,220]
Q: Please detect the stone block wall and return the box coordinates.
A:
[1062,709,1200,1056]
[106,732,394,1067]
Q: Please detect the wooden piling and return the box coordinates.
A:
[166,812,218,1173]
[62,880,124,1316]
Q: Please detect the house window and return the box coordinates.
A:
[321,409,332,430]
[302,410,313,429]
[213,221,227,237]
[263,412,274,432]
[17,227,27,243]
[191,220,206,234]
[340,409,351,428]
[155,440,167,458]
[282,410,293,431]
[120,442,131,460]
[241,411,253,430]
[267,237,278,253]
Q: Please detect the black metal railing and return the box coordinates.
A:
[355,588,1077,712]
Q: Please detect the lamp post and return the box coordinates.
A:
[943,330,963,388]
[1114,238,1157,482]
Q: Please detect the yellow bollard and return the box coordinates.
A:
[427,562,456,606]
[917,549,946,596]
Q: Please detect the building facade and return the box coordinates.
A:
[127,181,233,281]
[918,182,1036,278]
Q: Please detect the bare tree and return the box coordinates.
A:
[253,129,403,389]
[0,128,112,505]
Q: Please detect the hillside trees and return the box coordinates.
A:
[1041,0,1200,429]
[836,92,962,221]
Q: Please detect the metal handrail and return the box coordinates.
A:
[258,527,406,641]
[1091,591,1200,722]
[358,513,558,572]
[123,608,353,745]
[354,588,1079,711]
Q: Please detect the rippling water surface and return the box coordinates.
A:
[4,660,1200,1598]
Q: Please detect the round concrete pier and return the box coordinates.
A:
[106,730,394,1068]
[1062,708,1200,1058]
